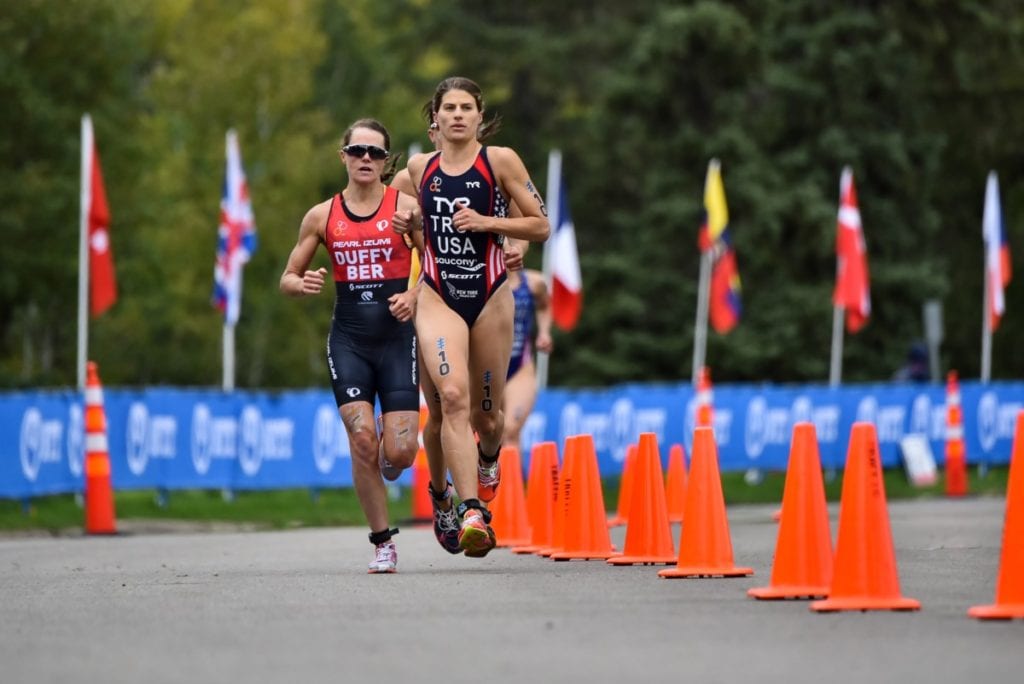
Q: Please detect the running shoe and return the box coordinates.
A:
[430,482,462,554]
[477,456,501,503]
[368,541,398,573]
[459,509,497,557]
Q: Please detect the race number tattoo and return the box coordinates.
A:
[436,337,450,376]
[482,370,493,412]
[525,179,548,217]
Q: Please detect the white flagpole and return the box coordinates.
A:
[981,253,992,383]
[829,304,844,387]
[980,170,999,384]
[537,149,561,391]
[221,129,237,392]
[223,322,235,391]
[692,251,711,386]
[76,114,93,391]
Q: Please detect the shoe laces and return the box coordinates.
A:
[374,541,397,564]
[462,510,485,529]
[478,460,499,483]
[435,504,459,533]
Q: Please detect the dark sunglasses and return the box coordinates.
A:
[342,144,389,160]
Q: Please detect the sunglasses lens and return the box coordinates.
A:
[344,144,388,160]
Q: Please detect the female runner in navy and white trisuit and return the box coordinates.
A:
[281,118,422,574]
[501,267,552,452]
[394,77,549,557]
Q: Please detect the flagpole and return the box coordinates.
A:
[829,304,844,387]
[223,322,235,391]
[76,114,92,391]
[537,149,561,391]
[981,256,992,383]
[692,251,711,386]
[978,171,995,385]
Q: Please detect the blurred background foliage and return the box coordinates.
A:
[1,0,1022,389]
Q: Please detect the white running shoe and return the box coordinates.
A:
[368,541,398,574]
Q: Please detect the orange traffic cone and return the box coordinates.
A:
[408,447,433,524]
[696,366,714,428]
[512,441,560,555]
[607,443,637,527]
[84,361,116,535]
[945,370,969,496]
[749,423,833,599]
[660,427,752,578]
[608,432,676,565]
[665,443,688,523]
[537,436,578,557]
[491,446,532,547]
[811,423,920,612]
[551,434,618,560]
[968,410,1024,619]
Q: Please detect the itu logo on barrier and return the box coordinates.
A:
[558,398,667,463]
[313,405,352,474]
[67,404,83,478]
[191,403,295,477]
[126,402,177,476]
[19,408,64,483]
[977,391,1022,453]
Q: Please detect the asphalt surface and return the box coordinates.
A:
[2,497,1022,684]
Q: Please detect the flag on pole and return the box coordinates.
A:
[213,129,257,326]
[550,176,582,331]
[833,166,870,333]
[983,171,1011,331]
[84,118,117,317]
[698,160,741,334]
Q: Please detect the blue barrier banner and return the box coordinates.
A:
[2,381,1022,499]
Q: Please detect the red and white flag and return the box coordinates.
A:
[82,115,117,317]
[833,166,870,333]
[549,171,582,331]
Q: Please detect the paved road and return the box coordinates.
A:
[2,498,1021,684]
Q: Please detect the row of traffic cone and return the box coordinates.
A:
[488,413,1023,619]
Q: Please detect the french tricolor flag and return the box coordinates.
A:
[548,167,582,331]
[983,171,1011,330]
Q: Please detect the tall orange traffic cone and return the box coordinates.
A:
[408,447,433,524]
[749,423,833,599]
[696,366,714,428]
[491,445,532,547]
[660,427,752,578]
[811,423,920,612]
[607,443,637,527]
[512,441,559,555]
[537,436,579,557]
[665,443,688,523]
[551,434,618,560]
[968,410,1024,619]
[608,432,676,565]
[945,370,968,496]
[84,361,116,535]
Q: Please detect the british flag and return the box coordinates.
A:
[213,129,257,325]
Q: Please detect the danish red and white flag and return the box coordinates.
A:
[82,115,117,317]
[833,166,870,333]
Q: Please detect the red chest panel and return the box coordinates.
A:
[325,186,412,283]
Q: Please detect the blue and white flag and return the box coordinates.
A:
[213,129,257,325]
